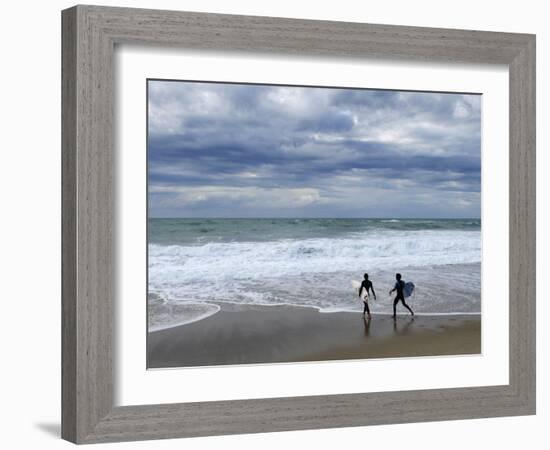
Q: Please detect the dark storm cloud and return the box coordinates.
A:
[148,81,481,218]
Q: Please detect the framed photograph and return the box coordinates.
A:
[61,5,536,444]
[145,79,485,369]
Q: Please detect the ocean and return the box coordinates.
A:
[148,218,481,331]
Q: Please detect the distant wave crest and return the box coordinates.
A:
[149,230,480,282]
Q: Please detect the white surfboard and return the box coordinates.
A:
[352,280,371,301]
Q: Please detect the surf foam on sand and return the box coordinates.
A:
[148,219,481,331]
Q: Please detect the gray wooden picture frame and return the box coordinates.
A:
[61,4,536,444]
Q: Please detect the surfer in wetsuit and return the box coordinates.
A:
[389,273,414,319]
[359,273,376,318]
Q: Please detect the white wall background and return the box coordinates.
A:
[0,1,546,449]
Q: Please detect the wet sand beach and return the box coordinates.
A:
[147,302,481,368]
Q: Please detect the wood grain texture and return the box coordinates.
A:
[508,36,536,408]
[61,4,536,444]
[61,7,77,443]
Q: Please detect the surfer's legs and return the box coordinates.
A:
[402,300,414,316]
[393,296,413,317]
[363,301,371,316]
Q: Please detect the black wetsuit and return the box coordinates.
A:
[360,280,374,315]
[393,280,414,317]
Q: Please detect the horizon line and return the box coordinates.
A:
[147,216,482,220]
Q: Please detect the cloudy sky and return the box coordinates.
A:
[148,80,481,218]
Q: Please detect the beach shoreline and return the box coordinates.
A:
[147,302,481,368]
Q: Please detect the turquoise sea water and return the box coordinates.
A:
[149,218,480,245]
[148,218,481,331]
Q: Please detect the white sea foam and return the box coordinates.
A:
[148,300,220,332]
[148,229,481,329]
[149,230,480,281]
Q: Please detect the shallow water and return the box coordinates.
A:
[148,218,481,330]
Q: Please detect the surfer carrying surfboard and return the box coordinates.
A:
[358,273,376,318]
[389,273,414,319]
